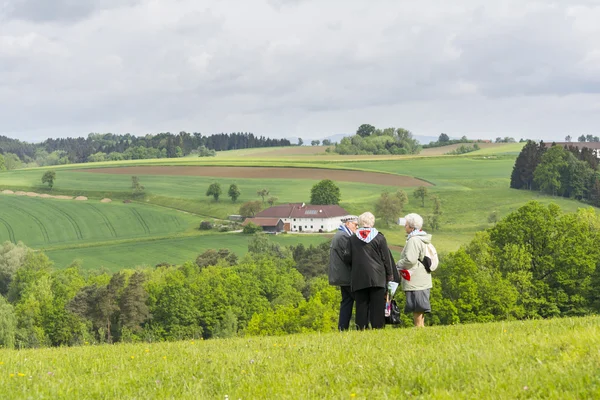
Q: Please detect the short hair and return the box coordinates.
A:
[404,213,423,230]
[358,212,375,228]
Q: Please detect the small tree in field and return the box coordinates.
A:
[413,186,429,207]
[310,179,341,205]
[257,188,270,204]
[131,176,145,197]
[42,170,56,189]
[228,184,241,202]
[267,196,278,206]
[206,182,222,201]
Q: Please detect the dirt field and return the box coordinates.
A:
[77,166,432,186]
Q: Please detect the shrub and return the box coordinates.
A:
[199,221,213,231]
[243,222,262,234]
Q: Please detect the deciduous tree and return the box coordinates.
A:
[206,182,222,201]
[228,183,241,202]
[42,170,56,189]
[310,179,341,205]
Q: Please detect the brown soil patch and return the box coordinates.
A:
[77,166,432,187]
[101,198,112,203]
[75,196,88,201]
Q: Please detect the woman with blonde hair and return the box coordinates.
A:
[345,212,394,330]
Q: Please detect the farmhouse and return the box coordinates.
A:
[245,203,351,233]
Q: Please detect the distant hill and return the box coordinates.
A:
[286,133,443,146]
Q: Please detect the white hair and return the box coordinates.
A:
[404,213,423,230]
[358,212,375,228]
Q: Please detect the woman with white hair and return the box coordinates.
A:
[397,213,432,328]
[344,211,394,330]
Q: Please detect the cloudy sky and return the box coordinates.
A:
[1,0,600,143]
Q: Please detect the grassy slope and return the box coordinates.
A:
[44,233,328,271]
[0,316,598,399]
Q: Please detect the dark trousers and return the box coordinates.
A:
[338,286,354,331]
[354,287,386,330]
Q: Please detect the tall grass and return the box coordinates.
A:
[0,316,598,399]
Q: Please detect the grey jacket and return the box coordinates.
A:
[328,227,352,286]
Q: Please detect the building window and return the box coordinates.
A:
[321,225,323,229]
[311,226,313,229]
[293,219,296,221]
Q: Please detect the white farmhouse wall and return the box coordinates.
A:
[283,216,347,232]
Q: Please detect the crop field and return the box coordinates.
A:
[1,141,597,270]
[1,316,598,399]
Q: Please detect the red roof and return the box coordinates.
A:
[255,203,348,219]
[241,218,283,227]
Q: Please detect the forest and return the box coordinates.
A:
[510,140,600,206]
[0,132,292,168]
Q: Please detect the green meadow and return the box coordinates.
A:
[1,316,598,399]
[1,142,598,270]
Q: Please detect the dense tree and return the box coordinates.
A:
[267,196,278,206]
[565,135,572,142]
[375,190,408,226]
[322,139,331,146]
[356,124,376,138]
[42,171,56,189]
[297,138,303,146]
[510,140,546,190]
[310,140,320,146]
[336,126,420,155]
[239,201,262,217]
[206,182,222,201]
[534,145,569,195]
[578,135,586,142]
[228,184,241,202]
[0,295,17,349]
[195,249,238,269]
[310,179,341,205]
[0,154,5,171]
[119,272,150,335]
[438,133,450,143]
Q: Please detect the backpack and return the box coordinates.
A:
[420,243,439,273]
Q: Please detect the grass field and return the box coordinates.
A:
[44,232,329,271]
[1,141,598,270]
[0,316,598,399]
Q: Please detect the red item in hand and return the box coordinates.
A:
[400,269,411,281]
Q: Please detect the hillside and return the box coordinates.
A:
[1,141,597,270]
[1,316,598,399]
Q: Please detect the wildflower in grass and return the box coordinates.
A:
[130,356,135,360]
[163,356,167,360]
[9,373,15,378]
[0,361,3,365]
[350,394,356,398]
[191,341,195,344]
[18,372,25,377]
[145,349,150,353]
[241,370,246,374]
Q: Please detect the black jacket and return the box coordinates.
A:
[328,228,352,286]
[344,230,393,292]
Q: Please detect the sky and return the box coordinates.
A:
[1,0,600,143]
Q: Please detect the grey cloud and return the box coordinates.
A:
[4,0,140,23]
[1,0,600,142]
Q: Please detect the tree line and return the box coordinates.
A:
[0,132,292,169]
[510,140,600,206]
[333,124,421,155]
[2,200,597,349]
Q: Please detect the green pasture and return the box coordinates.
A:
[44,233,328,272]
[1,142,598,270]
[0,194,195,247]
[1,316,598,399]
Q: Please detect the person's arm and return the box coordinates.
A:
[396,238,419,269]
[343,235,353,266]
[379,235,393,281]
